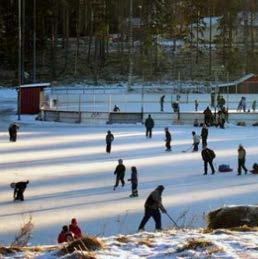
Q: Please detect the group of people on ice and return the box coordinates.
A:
[7,99,258,239]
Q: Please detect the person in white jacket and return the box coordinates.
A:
[192,131,200,152]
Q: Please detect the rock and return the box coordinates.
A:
[206,205,258,229]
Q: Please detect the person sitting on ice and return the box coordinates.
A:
[250,163,258,174]
[57,225,74,243]
[113,104,120,112]
[69,218,82,239]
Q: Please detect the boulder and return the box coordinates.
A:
[206,205,258,229]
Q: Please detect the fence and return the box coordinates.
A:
[45,91,258,114]
[41,109,258,125]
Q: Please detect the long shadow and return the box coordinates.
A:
[0,196,129,218]
[0,132,158,155]
[0,140,180,168]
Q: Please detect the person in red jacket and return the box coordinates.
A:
[57,225,74,243]
[69,218,82,239]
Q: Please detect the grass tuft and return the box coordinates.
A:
[176,238,213,252]
[61,236,104,255]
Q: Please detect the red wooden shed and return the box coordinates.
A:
[19,83,50,114]
[214,74,258,93]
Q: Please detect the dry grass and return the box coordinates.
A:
[230,225,258,232]
[176,238,224,256]
[116,236,131,243]
[176,238,213,252]
[60,236,104,255]
[0,246,23,255]
[11,216,34,247]
[137,239,154,248]
[205,225,258,235]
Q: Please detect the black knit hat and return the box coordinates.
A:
[157,185,165,191]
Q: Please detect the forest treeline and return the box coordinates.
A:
[0,0,258,85]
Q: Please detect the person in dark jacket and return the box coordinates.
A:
[113,159,126,190]
[160,95,165,112]
[217,110,225,129]
[164,127,171,151]
[201,146,216,175]
[145,114,154,138]
[203,107,212,126]
[113,104,120,112]
[106,130,114,153]
[200,124,208,147]
[8,123,20,142]
[128,166,138,197]
[57,225,74,243]
[237,144,248,175]
[138,185,166,231]
[69,218,82,239]
[13,180,29,201]
[194,99,199,111]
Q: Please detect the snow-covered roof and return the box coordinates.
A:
[20,83,51,88]
[213,73,256,88]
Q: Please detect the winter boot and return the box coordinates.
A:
[133,190,138,197]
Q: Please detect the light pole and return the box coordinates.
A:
[127,0,133,91]
[18,0,22,120]
[33,0,36,82]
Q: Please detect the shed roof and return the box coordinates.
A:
[20,83,51,88]
[212,74,256,88]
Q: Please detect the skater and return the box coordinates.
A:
[252,100,256,112]
[128,166,138,197]
[138,185,167,231]
[12,180,29,201]
[57,225,74,243]
[145,114,154,138]
[217,110,225,129]
[237,144,248,175]
[69,218,82,239]
[113,104,120,112]
[201,146,216,175]
[194,99,199,111]
[210,90,215,107]
[113,159,126,190]
[200,124,208,147]
[217,95,225,110]
[164,127,171,151]
[106,130,114,153]
[192,131,200,152]
[8,123,19,142]
[203,107,212,126]
[160,95,165,112]
[237,97,246,112]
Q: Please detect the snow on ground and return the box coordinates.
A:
[8,228,258,258]
[0,88,258,258]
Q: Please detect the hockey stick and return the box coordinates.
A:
[165,212,180,228]
[182,145,193,153]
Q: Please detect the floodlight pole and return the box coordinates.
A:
[127,0,133,91]
[18,0,22,121]
[33,0,36,82]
